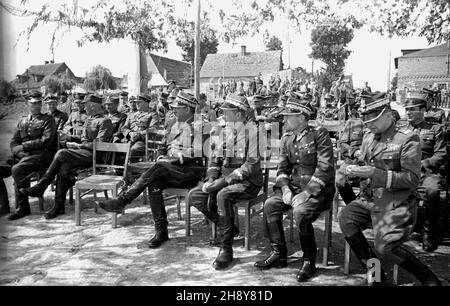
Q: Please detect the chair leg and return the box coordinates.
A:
[344,241,351,274]
[38,196,44,212]
[234,206,239,232]
[393,264,399,285]
[143,188,148,205]
[93,192,98,213]
[112,188,117,228]
[289,211,294,243]
[104,190,109,200]
[177,196,182,221]
[322,209,332,266]
[69,187,74,205]
[185,195,191,236]
[245,205,251,250]
[211,222,217,239]
[75,187,81,226]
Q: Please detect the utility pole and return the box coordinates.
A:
[194,0,201,99]
[286,18,291,69]
[387,50,391,92]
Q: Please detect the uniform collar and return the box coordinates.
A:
[378,122,396,142]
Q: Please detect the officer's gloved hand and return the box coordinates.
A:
[281,185,293,206]
[204,178,228,193]
[292,191,311,208]
[202,178,214,193]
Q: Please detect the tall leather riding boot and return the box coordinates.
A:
[9,181,31,221]
[422,208,439,252]
[0,180,10,217]
[22,160,61,197]
[345,231,386,285]
[213,216,234,270]
[44,177,72,220]
[393,245,441,286]
[338,183,357,205]
[255,219,288,269]
[147,194,169,248]
[297,230,317,282]
[100,166,163,213]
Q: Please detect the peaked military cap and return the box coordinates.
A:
[73,92,87,102]
[220,93,250,111]
[104,95,120,104]
[403,91,428,109]
[58,91,68,97]
[28,91,43,103]
[170,91,198,108]
[135,95,150,103]
[119,91,129,97]
[44,94,58,103]
[252,94,266,102]
[167,80,176,85]
[280,96,312,116]
[83,94,103,104]
[359,93,391,124]
[168,88,180,101]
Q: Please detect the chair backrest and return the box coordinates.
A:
[145,126,166,161]
[92,139,131,178]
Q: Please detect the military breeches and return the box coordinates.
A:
[187,185,219,222]
[418,174,443,210]
[130,141,145,162]
[338,197,417,264]
[52,148,93,178]
[215,181,261,217]
[264,188,332,235]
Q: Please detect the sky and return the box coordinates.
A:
[0,0,437,92]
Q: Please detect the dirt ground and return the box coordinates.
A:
[0,109,449,286]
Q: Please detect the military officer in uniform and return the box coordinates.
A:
[337,96,441,286]
[254,97,335,282]
[423,88,446,125]
[404,91,447,252]
[65,92,88,136]
[188,94,263,270]
[45,94,68,131]
[113,95,156,162]
[100,91,207,248]
[7,92,57,220]
[22,94,114,219]
[118,91,130,114]
[104,95,127,135]
[337,100,365,204]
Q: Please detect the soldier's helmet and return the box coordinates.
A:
[358,92,391,124]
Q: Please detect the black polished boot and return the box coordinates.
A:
[337,182,357,205]
[422,208,439,252]
[345,231,386,286]
[394,245,441,286]
[147,227,169,248]
[255,220,288,269]
[296,232,317,282]
[213,216,234,270]
[21,160,61,197]
[0,197,10,217]
[8,186,31,221]
[100,176,150,212]
[44,202,65,219]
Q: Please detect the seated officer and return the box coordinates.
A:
[100,91,206,248]
[22,94,114,219]
[157,89,177,128]
[113,95,156,162]
[404,91,447,252]
[188,94,263,270]
[337,96,441,286]
[8,92,57,220]
[254,97,335,282]
[45,94,68,131]
[104,96,127,135]
[65,92,88,136]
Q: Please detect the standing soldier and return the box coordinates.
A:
[100,91,207,248]
[65,92,88,136]
[22,94,114,219]
[118,91,130,114]
[45,94,68,131]
[254,97,335,282]
[113,95,155,162]
[8,92,57,220]
[337,96,441,286]
[404,91,447,252]
[104,96,127,135]
[188,94,263,270]
[423,88,446,125]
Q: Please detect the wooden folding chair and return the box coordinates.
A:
[74,140,130,228]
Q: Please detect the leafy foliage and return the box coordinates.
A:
[83,65,116,91]
[42,73,76,94]
[265,35,283,51]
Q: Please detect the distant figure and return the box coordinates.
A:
[362,82,372,95]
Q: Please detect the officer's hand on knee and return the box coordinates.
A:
[281,185,293,205]
[293,191,311,208]
[205,178,228,193]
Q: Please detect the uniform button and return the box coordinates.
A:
[370,160,374,163]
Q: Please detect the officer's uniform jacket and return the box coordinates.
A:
[275,126,335,196]
[118,111,153,143]
[50,109,68,131]
[409,121,447,174]
[357,123,421,209]
[69,114,113,150]
[107,111,127,135]
[157,116,206,168]
[339,117,364,159]
[10,113,57,159]
[65,110,88,135]
[206,122,263,187]
[425,107,446,125]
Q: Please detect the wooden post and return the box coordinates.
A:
[194,0,201,99]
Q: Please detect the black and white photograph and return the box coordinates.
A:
[0,0,449,290]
